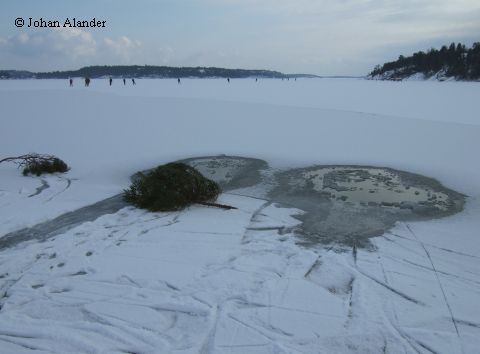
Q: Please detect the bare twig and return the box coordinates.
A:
[196,201,237,210]
[0,153,58,167]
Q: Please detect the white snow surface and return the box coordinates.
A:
[0,78,479,353]
[372,69,461,83]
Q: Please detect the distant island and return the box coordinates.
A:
[369,42,480,81]
[0,66,318,80]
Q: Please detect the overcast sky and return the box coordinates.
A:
[1,0,479,75]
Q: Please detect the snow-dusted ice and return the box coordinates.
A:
[0,78,479,353]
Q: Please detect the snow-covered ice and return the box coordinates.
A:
[0,78,479,353]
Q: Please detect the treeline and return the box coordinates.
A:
[0,70,33,79]
[1,66,289,79]
[370,42,480,80]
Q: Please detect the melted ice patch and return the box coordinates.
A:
[304,167,450,210]
[187,157,248,185]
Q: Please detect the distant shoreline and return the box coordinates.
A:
[0,65,322,80]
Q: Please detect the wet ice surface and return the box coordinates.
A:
[184,156,465,248]
[0,194,127,250]
[305,167,450,209]
[180,155,268,191]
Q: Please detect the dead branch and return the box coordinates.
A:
[0,153,69,176]
[196,201,238,210]
[0,153,58,168]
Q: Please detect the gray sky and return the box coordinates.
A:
[1,0,479,75]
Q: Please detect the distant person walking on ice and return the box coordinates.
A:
[109,77,113,86]
[84,77,90,87]
[69,78,73,87]
[227,78,230,83]
[131,78,136,85]
[123,78,126,85]
[177,78,181,84]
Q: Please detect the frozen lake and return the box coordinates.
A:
[0,78,479,353]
